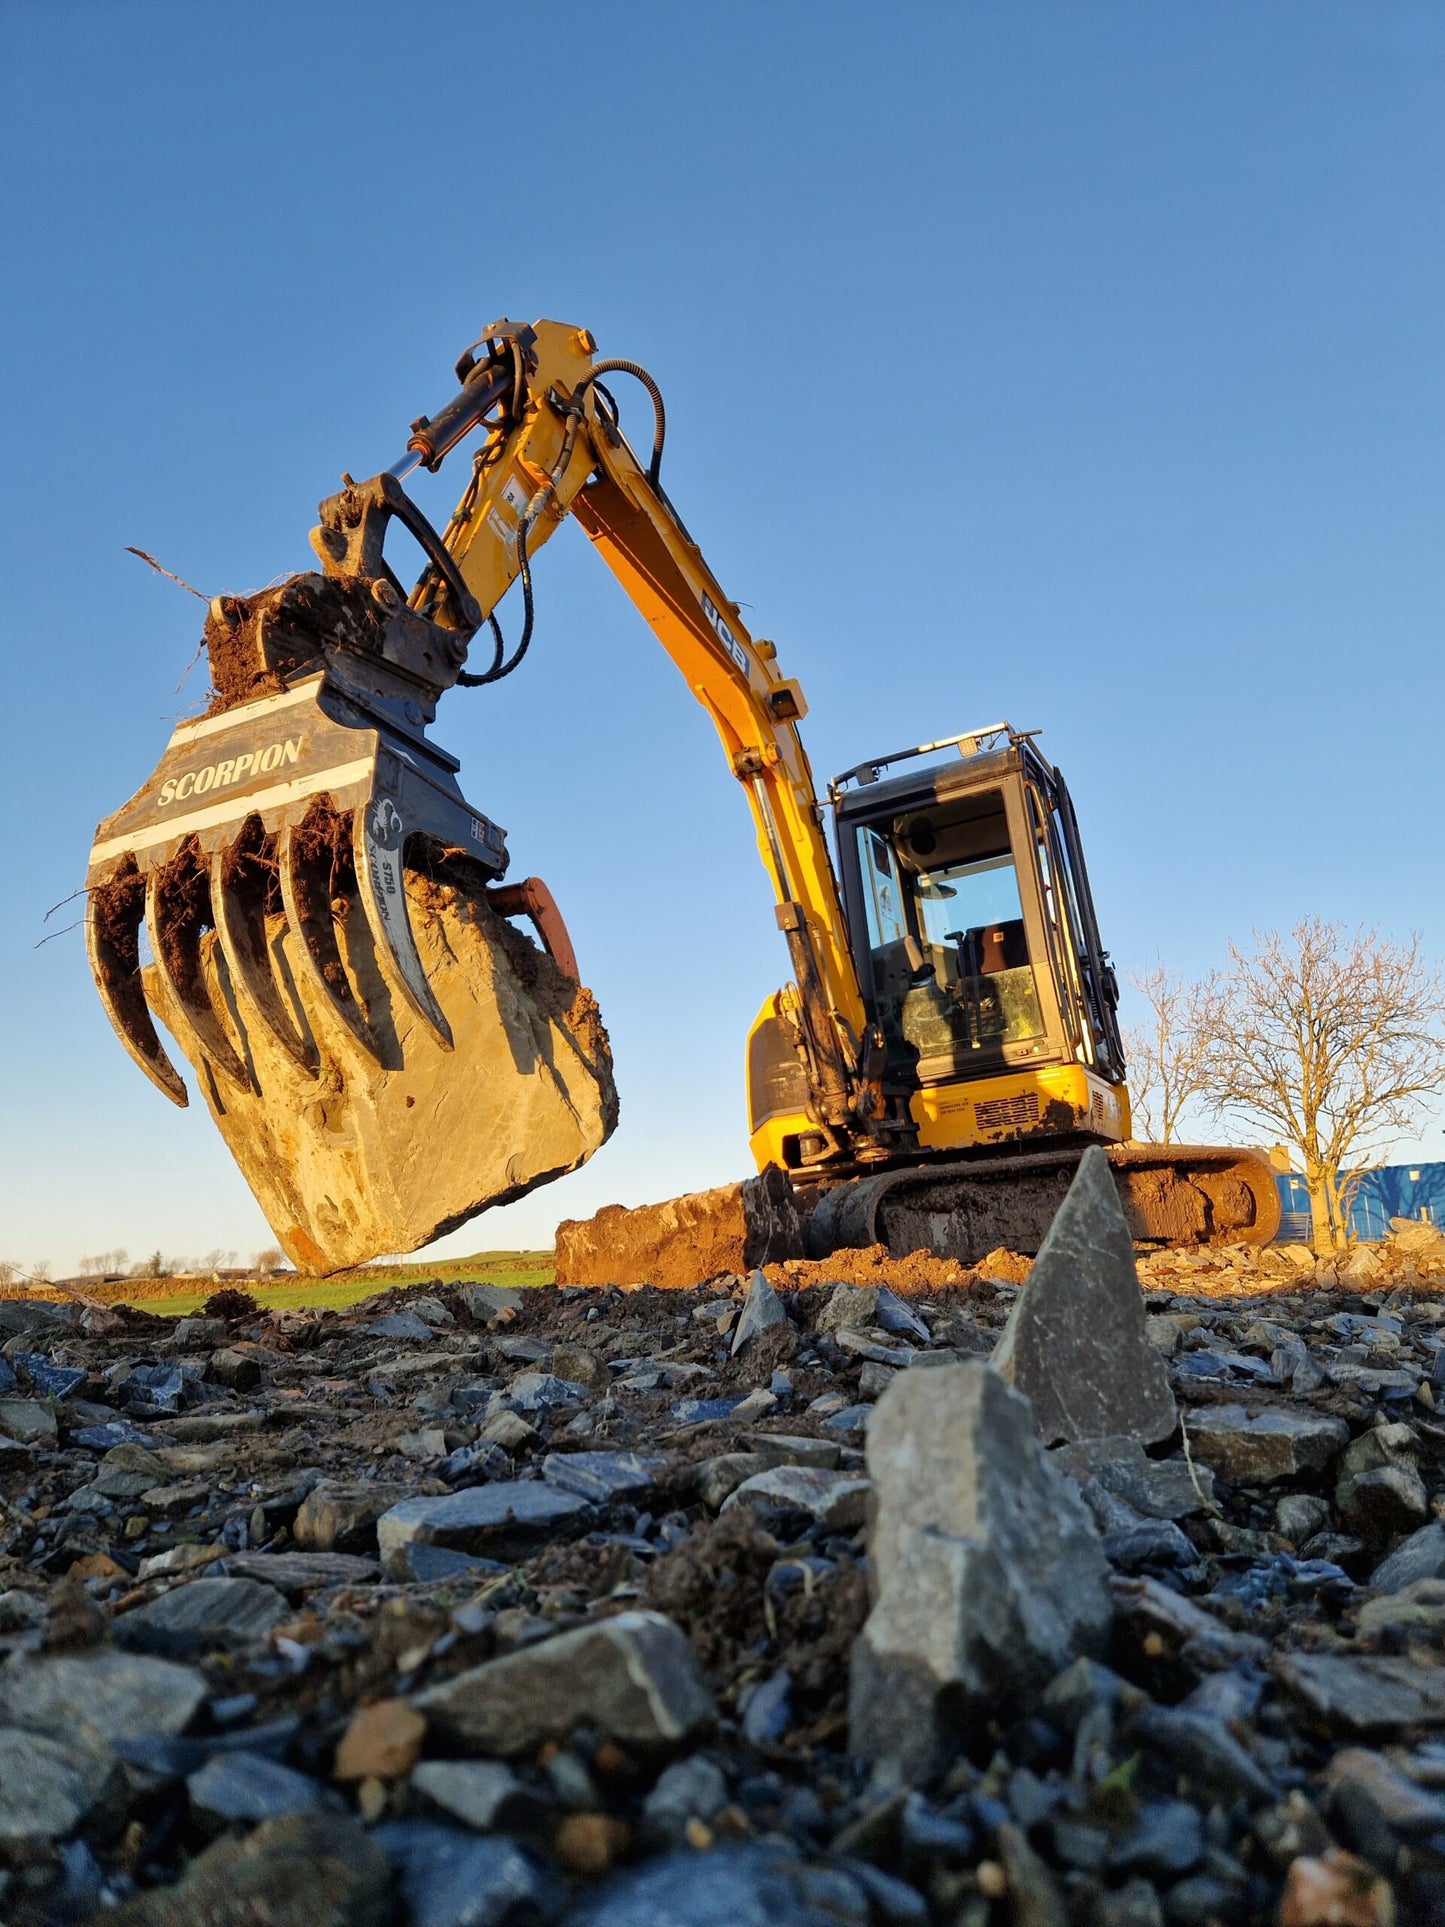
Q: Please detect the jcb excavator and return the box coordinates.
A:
[86,318,1279,1272]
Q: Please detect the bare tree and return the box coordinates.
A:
[252,1247,284,1278]
[27,1260,52,1284]
[1123,960,1218,1144]
[0,1260,20,1289]
[1198,919,1445,1251]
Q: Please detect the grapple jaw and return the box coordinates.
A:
[85,474,617,1270]
[85,668,511,1105]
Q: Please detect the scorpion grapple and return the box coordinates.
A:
[86,474,616,1273]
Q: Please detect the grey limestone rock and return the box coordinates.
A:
[411,1758,549,1832]
[1052,1435,1213,1520]
[1370,1521,1445,1591]
[1182,1404,1348,1484]
[641,1754,729,1845]
[1335,1424,1428,1538]
[732,1269,790,1355]
[991,1147,1176,1445]
[413,1609,714,1756]
[458,1282,526,1323]
[0,1727,114,1843]
[722,1465,870,1534]
[850,1360,1111,1782]
[1276,1652,1445,1737]
[0,1649,207,1748]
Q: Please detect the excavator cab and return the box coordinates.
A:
[832,723,1128,1152]
[746,725,1130,1176]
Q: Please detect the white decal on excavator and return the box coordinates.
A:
[701,592,749,676]
[157,735,302,807]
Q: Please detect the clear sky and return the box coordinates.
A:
[3,2,1442,1276]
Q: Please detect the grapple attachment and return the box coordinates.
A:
[86,473,616,1271]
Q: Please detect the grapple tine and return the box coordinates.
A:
[210,821,318,1074]
[277,810,384,1062]
[143,847,254,1094]
[85,863,188,1107]
[353,799,454,1050]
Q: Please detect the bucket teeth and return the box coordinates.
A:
[211,821,318,1074]
[143,844,255,1094]
[277,804,384,1062]
[354,798,454,1050]
[86,861,189,1108]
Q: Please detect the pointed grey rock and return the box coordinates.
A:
[850,1360,1111,1783]
[991,1147,1176,1445]
[731,1270,789,1355]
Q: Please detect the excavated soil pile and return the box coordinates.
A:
[2,1221,1445,1920]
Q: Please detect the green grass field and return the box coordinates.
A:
[123,1251,554,1317]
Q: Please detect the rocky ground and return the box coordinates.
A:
[4,1201,1445,1924]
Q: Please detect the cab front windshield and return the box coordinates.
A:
[855,795,1045,1070]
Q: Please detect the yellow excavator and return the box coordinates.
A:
[86,318,1278,1272]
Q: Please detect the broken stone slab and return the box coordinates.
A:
[293,1479,443,1554]
[540,1450,671,1506]
[219,1551,379,1596]
[376,1481,591,1578]
[731,1270,790,1355]
[114,1576,290,1656]
[742,1432,842,1470]
[554,1163,803,1290]
[814,1283,929,1343]
[144,874,617,1274]
[1275,1652,1445,1737]
[105,1808,391,1925]
[850,1360,1112,1782]
[1052,1436,1214,1520]
[0,1727,114,1844]
[0,1649,207,1747]
[991,1147,1176,1446]
[1182,1404,1349,1484]
[410,1758,550,1832]
[364,1310,437,1342]
[1369,1522,1445,1592]
[412,1610,714,1755]
[721,1465,871,1534]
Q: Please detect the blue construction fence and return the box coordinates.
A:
[1274,1161,1445,1244]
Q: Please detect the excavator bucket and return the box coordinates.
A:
[86,473,616,1272]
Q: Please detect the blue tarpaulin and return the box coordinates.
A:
[1274,1161,1445,1244]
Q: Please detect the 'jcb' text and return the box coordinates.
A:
[157,736,302,806]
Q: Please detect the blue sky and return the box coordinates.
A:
[3,2,1443,1274]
